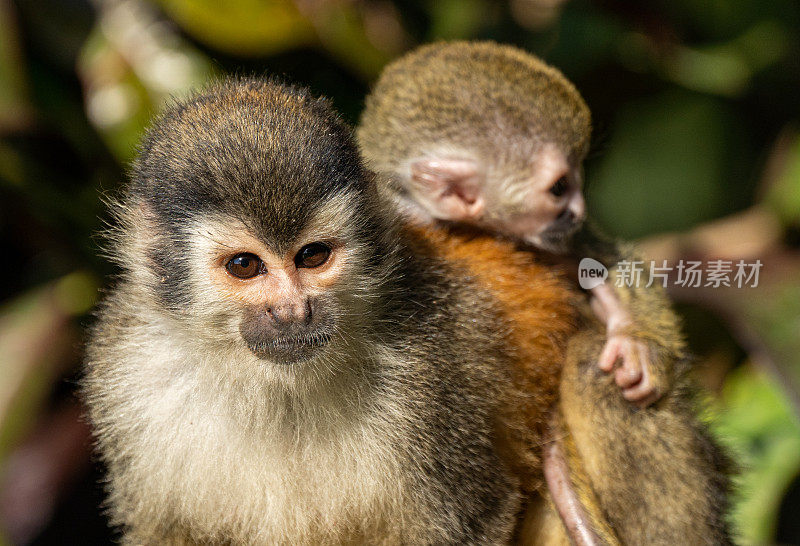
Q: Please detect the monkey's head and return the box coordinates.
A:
[358,41,589,253]
[113,79,394,368]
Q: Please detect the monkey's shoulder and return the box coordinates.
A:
[406,223,580,344]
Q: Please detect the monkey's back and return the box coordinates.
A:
[412,223,581,489]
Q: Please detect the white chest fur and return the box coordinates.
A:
[100,335,418,544]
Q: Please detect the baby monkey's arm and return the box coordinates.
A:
[571,226,685,407]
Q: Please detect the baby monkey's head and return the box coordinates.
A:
[358,40,590,252]
[113,78,393,368]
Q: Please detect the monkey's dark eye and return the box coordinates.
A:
[226,253,263,279]
[295,242,331,268]
[549,176,569,197]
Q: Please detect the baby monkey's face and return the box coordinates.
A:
[403,142,586,253]
[497,143,586,253]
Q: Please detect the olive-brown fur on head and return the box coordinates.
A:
[359,41,590,171]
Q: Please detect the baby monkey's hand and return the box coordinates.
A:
[590,283,670,408]
[598,334,664,408]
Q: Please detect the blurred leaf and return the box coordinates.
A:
[428,0,489,40]
[0,0,32,131]
[661,0,799,42]
[736,280,800,400]
[154,0,315,56]
[714,365,800,544]
[588,91,739,238]
[0,274,97,461]
[663,20,788,97]
[302,2,393,80]
[545,3,623,78]
[764,134,800,226]
[54,271,98,316]
[79,28,155,161]
[665,45,751,98]
[78,0,213,161]
[0,142,23,188]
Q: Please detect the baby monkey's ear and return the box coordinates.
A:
[410,158,485,221]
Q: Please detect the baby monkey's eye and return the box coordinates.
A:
[226,253,263,279]
[549,176,569,198]
[295,242,331,269]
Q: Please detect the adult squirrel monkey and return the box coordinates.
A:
[84,78,588,544]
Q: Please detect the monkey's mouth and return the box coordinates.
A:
[247,332,333,364]
[537,229,574,253]
[537,217,583,253]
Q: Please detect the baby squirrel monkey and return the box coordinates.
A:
[358,41,733,545]
[83,78,585,544]
[358,40,680,407]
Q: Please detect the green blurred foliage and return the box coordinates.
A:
[1,0,799,542]
[589,90,736,237]
[766,136,800,226]
[155,0,315,54]
[715,366,800,544]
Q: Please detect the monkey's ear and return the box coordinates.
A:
[410,158,485,221]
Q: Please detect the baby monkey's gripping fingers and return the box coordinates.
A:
[598,334,669,408]
[591,266,683,408]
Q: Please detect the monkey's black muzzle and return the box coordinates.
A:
[247,331,333,364]
[539,210,583,253]
[239,299,333,364]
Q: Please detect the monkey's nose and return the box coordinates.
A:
[266,300,312,326]
[567,192,586,221]
[556,209,575,224]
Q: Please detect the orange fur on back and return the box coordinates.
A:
[416,223,581,489]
